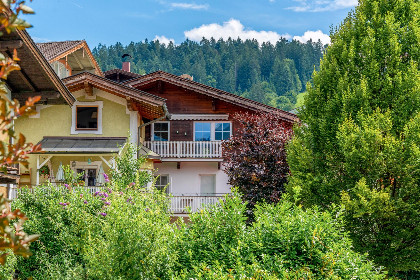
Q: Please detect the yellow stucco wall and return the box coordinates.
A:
[14,89,133,185]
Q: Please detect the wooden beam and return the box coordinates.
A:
[212,99,216,111]
[72,53,83,69]
[0,40,23,50]
[157,80,163,94]
[5,50,38,92]
[15,91,60,102]
[84,81,93,96]
[126,97,136,111]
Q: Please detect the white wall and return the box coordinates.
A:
[154,161,231,195]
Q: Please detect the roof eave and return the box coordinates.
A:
[17,30,76,106]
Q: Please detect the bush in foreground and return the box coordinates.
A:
[12,186,386,279]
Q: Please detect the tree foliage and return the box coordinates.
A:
[287,0,420,273]
[12,186,387,279]
[222,112,292,210]
[0,0,41,266]
[93,38,325,109]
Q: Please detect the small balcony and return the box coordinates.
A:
[144,141,223,158]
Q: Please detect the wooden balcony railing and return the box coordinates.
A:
[144,141,223,158]
[170,195,225,213]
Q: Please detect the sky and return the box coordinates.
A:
[24,0,358,48]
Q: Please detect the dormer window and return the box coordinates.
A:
[71,101,103,134]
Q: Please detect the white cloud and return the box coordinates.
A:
[170,2,209,10]
[293,30,330,45]
[287,0,357,12]
[32,37,52,43]
[153,35,175,45]
[184,19,291,45]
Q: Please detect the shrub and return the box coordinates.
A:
[176,192,387,279]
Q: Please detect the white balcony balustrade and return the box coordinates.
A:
[144,141,223,158]
[170,195,225,214]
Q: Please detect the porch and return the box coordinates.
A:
[144,141,223,159]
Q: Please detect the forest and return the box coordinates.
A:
[92,38,325,111]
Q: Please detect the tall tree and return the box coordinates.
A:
[287,0,420,273]
[92,38,324,109]
[222,112,292,212]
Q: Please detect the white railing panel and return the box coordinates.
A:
[170,195,225,213]
[144,141,223,158]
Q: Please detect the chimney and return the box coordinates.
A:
[122,61,130,72]
[121,53,132,72]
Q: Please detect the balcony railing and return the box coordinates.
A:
[8,187,226,214]
[144,141,223,158]
[170,195,225,213]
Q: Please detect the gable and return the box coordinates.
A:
[125,71,298,123]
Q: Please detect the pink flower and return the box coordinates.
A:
[84,200,88,204]
[100,212,107,217]
[103,173,109,183]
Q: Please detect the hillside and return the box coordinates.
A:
[93,38,324,111]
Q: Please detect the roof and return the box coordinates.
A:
[62,72,167,120]
[0,30,75,105]
[36,40,103,76]
[123,70,298,123]
[35,137,128,153]
[104,68,142,83]
[0,166,19,184]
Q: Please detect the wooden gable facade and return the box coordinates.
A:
[118,70,298,142]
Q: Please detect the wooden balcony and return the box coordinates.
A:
[144,141,223,158]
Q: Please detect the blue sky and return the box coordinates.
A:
[24,0,357,48]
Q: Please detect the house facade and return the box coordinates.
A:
[10,36,298,213]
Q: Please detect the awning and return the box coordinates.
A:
[35,137,127,154]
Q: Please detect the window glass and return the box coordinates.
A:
[215,122,231,140]
[153,122,169,141]
[155,175,169,193]
[200,175,216,195]
[195,122,211,141]
[76,106,98,130]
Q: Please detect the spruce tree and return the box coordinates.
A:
[287,0,420,273]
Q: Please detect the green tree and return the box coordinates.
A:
[287,0,420,274]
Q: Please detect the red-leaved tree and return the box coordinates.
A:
[222,112,292,210]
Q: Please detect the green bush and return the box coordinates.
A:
[175,193,387,279]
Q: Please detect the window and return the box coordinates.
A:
[195,122,211,141]
[200,175,216,195]
[76,106,98,130]
[155,175,170,193]
[194,122,231,141]
[215,123,231,140]
[152,122,169,141]
[71,101,103,134]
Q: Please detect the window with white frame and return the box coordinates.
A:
[152,122,169,141]
[71,101,103,134]
[154,174,170,193]
[194,122,231,141]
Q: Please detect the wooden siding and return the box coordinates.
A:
[139,81,293,141]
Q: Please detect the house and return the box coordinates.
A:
[10,35,298,213]
[0,29,73,197]
[14,40,166,189]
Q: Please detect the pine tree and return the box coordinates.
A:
[287,0,420,273]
